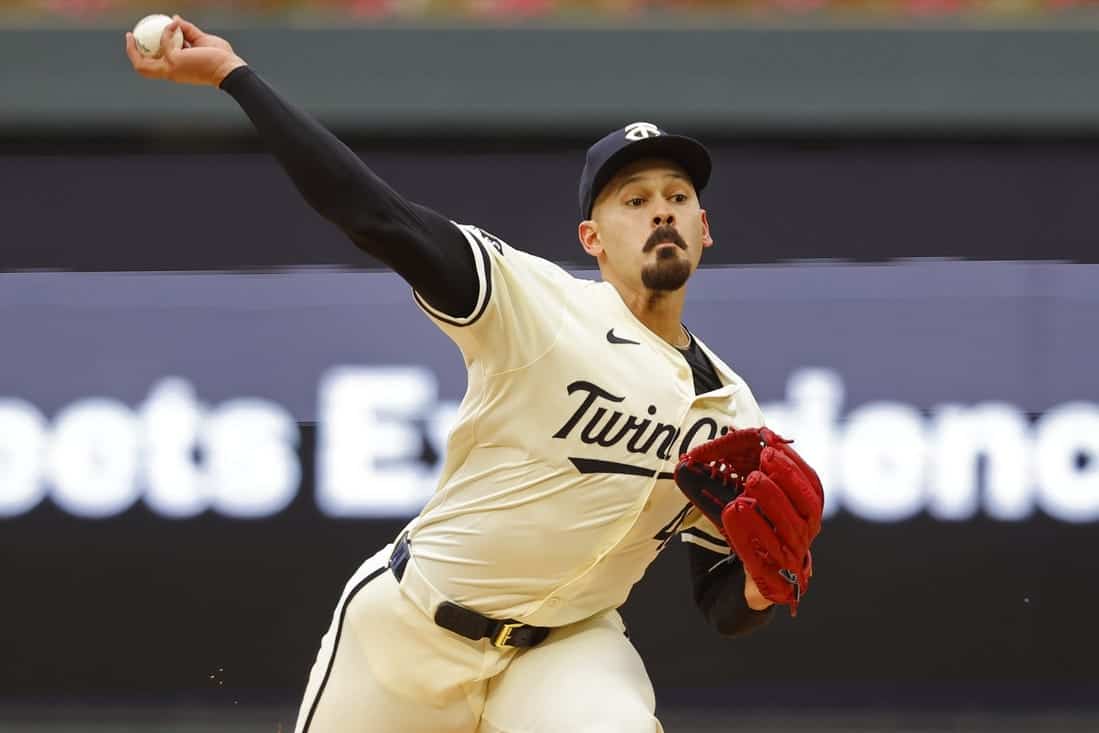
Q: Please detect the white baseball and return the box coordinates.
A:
[132,14,183,58]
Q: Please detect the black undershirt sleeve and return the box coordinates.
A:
[688,543,776,637]
[680,334,776,636]
[219,65,478,318]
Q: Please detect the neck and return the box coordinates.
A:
[606,277,689,348]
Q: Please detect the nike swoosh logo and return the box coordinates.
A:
[606,328,641,346]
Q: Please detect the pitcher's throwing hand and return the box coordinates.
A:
[125,15,246,87]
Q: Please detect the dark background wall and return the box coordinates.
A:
[3,140,1098,271]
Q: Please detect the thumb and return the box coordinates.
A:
[173,15,204,45]
[159,18,181,60]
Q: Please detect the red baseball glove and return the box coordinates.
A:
[674,427,824,616]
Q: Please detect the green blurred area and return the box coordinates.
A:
[6,0,1099,26]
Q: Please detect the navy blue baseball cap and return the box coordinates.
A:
[579,122,712,220]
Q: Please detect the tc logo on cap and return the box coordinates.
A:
[624,122,662,141]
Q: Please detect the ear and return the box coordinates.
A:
[700,209,714,249]
[578,219,604,257]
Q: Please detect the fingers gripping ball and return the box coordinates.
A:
[674,427,825,616]
[132,14,183,58]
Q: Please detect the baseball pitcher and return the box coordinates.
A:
[125,18,825,733]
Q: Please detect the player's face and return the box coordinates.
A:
[581,158,713,294]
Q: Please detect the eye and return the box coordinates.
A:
[625,197,645,207]
[671,193,689,204]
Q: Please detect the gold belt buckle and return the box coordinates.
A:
[492,622,523,648]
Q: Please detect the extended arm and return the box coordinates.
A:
[218,67,476,316]
[125,17,477,317]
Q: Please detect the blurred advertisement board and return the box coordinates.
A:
[1,262,1095,525]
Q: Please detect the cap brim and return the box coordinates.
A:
[587,134,712,218]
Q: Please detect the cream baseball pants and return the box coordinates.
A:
[292,543,664,733]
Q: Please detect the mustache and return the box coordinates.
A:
[643,225,688,253]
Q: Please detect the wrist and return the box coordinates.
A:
[744,574,774,611]
[214,56,248,87]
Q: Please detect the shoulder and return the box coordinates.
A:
[455,222,591,290]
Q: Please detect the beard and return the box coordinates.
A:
[641,225,692,291]
[641,247,692,291]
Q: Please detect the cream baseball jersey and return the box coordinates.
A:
[406,224,766,628]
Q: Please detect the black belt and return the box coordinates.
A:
[388,536,550,649]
